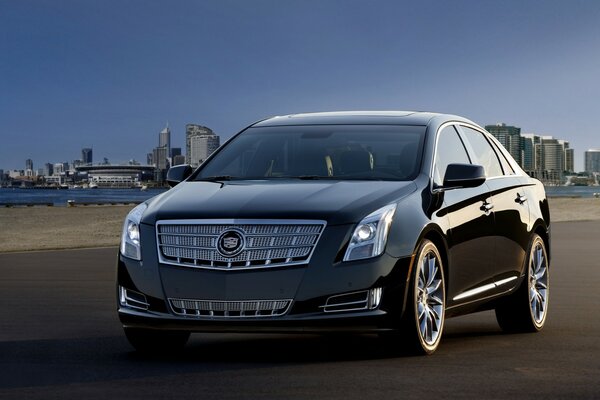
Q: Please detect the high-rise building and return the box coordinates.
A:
[172,154,186,166]
[190,134,220,167]
[81,148,93,165]
[147,152,154,166]
[519,133,574,182]
[25,159,33,171]
[560,141,574,173]
[159,124,171,152]
[43,163,54,177]
[186,124,219,166]
[521,134,539,171]
[53,163,66,175]
[485,123,522,165]
[153,146,169,183]
[585,150,600,174]
[170,147,181,159]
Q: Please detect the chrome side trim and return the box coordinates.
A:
[452,276,518,302]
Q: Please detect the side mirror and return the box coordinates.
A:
[166,165,193,187]
[442,163,486,190]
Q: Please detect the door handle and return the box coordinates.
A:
[515,193,527,205]
[480,201,494,213]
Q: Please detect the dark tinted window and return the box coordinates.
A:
[434,125,471,185]
[491,141,516,175]
[196,125,426,181]
[459,126,504,178]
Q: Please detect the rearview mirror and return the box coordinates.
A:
[442,163,485,190]
[166,165,193,187]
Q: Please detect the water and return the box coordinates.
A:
[544,186,600,198]
[1,185,597,206]
[0,187,168,206]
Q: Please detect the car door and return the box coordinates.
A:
[457,125,530,292]
[433,125,495,308]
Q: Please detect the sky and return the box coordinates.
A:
[1,0,599,171]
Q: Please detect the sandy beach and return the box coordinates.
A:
[0,198,598,253]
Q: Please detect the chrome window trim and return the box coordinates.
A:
[155,218,327,271]
[429,120,525,194]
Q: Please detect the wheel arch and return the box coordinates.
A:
[415,224,450,297]
[532,219,551,264]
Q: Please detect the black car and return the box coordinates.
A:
[118,111,550,355]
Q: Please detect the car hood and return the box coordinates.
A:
[141,180,417,226]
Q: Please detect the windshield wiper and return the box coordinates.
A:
[197,175,237,182]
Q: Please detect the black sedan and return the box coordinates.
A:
[117,111,550,355]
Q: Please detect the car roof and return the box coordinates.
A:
[253,111,475,127]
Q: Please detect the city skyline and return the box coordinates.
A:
[0,120,596,174]
[2,1,600,171]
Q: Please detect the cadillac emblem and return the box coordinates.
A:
[217,229,245,257]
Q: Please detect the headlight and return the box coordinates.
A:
[120,203,148,260]
[343,203,396,262]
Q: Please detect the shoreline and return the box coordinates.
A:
[0,198,598,253]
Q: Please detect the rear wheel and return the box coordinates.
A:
[495,234,549,332]
[124,327,190,354]
[390,240,445,355]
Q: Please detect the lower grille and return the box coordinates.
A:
[169,298,293,318]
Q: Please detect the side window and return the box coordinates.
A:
[434,125,471,186]
[491,141,515,175]
[459,126,504,178]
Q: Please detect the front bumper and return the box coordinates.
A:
[117,250,413,333]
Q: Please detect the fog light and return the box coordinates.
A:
[369,287,382,309]
[119,286,149,311]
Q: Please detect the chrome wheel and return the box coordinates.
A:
[529,238,549,328]
[414,241,445,352]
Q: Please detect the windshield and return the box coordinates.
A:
[195,125,426,181]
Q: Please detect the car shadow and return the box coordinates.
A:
[0,318,509,390]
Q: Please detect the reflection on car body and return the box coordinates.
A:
[117,111,550,355]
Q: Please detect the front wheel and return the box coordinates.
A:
[495,234,549,332]
[390,239,446,355]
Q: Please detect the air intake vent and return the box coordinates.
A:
[119,286,149,311]
[320,288,382,313]
[169,298,293,318]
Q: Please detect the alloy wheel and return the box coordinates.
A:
[416,245,445,348]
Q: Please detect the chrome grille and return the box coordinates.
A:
[169,298,292,318]
[156,219,326,270]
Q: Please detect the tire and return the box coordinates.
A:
[124,327,190,354]
[495,234,549,333]
[390,239,446,355]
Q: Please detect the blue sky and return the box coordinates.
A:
[1,0,599,171]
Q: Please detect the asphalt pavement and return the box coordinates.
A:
[0,221,599,399]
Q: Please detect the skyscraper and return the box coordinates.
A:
[81,148,93,165]
[585,150,600,174]
[25,159,33,171]
[186,124,219,166]
[159,124,171,153]
[153,146,169,183]
[485,123,522,166]
[43,163,54,177]
[170,147,181,159]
